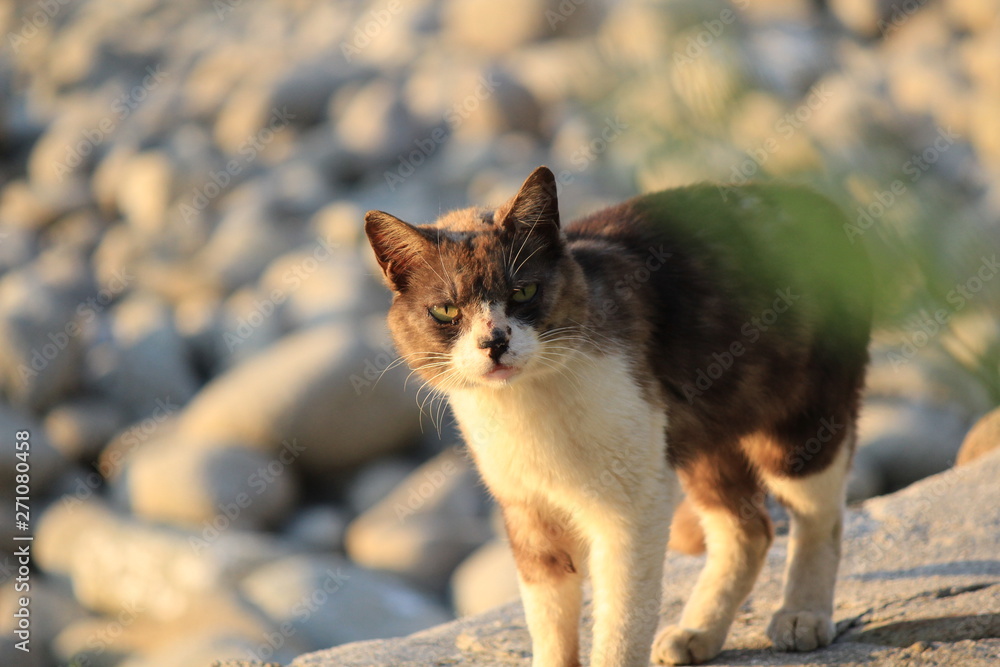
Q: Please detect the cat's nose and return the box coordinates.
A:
[478,328,510,362]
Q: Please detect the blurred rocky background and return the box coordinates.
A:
[0,0,998,665]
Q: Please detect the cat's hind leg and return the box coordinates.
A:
[755,421,854,652]
[653,448,773,665]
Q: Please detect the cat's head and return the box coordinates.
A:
[365,166,589,392]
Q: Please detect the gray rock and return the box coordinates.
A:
[44,398,125,461]
[284,505,350,553]
[258,245,381,330]
[345,447,493,592]
[333,79,419,162]
[123,439,297,531]
[35,499,288,620]
[240,555,452,650]
[346,457,417,515]
[196,190,304,292]
[95,294,198,420]
[451,539,520,617]
[225,449,1000,667]
[856,398,972,492]
[177,320,421,471]
[0,261,87,411]
[215,287,288,369]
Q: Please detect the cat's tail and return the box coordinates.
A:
[667,496,706,554]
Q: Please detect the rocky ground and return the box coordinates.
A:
[0,0,998,665]
[225,448,1000,667]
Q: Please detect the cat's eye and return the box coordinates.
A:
[512,283,538,303]
[429,304,459,323]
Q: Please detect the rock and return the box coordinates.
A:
[440,0,551,56]
[35,499,288,620]
[334,79,420,163]
[44,398,124,461]
[196,191,304,292]
[346,458,418,515]
[223,450,1000,667]
[94,294,199,420]
[0,403,67,494]
[240,555,452,650]
[284,505,350,552]
[955,406,1000,467]
[176,320,421,471]
[116,151,174,236]
[53,592,293,667]
[345,447,493,592]
[123,439,298,531]
[0,179,57,230]
[451,539,520,617]
[0,261,88,411]
[856,398,971,493]
[258,243,381,330]
[116,635,298,667]
[215,287,288,369]
[309,201,365,250]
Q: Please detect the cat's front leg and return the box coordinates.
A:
[503,502,586,667]
[585,485,673,667]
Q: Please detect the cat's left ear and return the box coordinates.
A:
[364,210,430,292]
[496,166,560,238]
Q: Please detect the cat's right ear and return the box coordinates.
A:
[364,210,429,292]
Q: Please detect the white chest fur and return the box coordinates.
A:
[448,351,672,515]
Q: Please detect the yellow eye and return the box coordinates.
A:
[512,283,538,303]
[429,304,459,323]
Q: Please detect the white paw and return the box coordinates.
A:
[651,626,723,665]
[766,609,835,652]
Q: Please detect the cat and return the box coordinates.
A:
[364,166,871,666]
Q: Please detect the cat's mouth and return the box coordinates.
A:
[483,362,520,383]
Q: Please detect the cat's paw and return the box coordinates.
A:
[766,609,835,652]
[651,625,723,665]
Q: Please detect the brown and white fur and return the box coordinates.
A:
[364,167,872,666]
